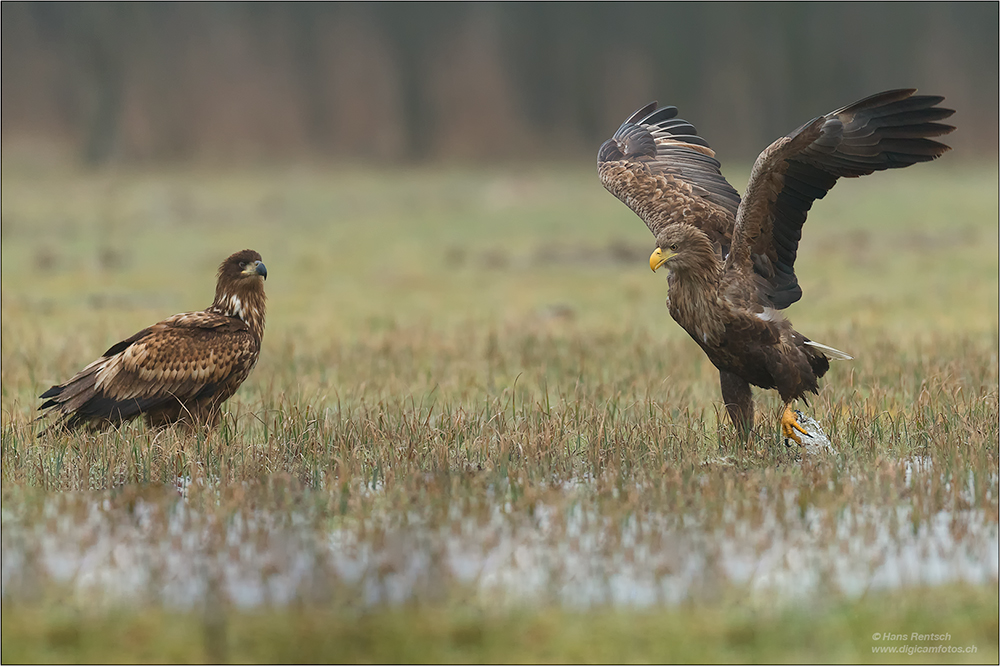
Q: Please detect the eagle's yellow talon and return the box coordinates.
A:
[781,406,809,445]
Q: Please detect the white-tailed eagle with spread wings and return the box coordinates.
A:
[599,90,954,444]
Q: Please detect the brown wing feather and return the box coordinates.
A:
[725,89,955,309]
[599,102,742,256]
[40,311,259,430]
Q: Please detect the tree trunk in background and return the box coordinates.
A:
[1,2,996,164]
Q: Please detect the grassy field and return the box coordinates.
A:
[1,156,998,663]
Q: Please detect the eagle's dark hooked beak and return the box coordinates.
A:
[244,260,267,280]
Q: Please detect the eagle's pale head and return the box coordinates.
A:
[649,225,718,278]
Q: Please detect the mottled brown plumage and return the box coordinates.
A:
[600,90,954,441]
[38,249,267,432]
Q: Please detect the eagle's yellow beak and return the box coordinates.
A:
[649,247,674,272]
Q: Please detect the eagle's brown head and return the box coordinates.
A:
[649,225,718,279]
[212,249,267,338]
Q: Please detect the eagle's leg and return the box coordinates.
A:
[781,403,810,445]
[719,370,754,439]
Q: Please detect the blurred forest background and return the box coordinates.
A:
[2,1,997,165]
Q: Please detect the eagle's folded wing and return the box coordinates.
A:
[40,313,257,429]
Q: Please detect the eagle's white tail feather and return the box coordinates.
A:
[805,340,853,361]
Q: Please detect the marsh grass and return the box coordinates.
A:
[1,160,997,662]
[3,585,997,663]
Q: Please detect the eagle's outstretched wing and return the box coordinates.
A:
[724,89,955,309]
[598,102,742,257]
[39,311,259,430]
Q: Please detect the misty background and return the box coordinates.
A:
[2,2,997,165]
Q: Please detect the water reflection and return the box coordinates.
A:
[3,479,996,609]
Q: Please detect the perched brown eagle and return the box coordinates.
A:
[599,90,954,444]
[38,249,267,432]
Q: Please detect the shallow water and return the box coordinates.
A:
[3,473,997,610]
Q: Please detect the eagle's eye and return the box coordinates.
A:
[239,261,247,269]
[670,244,678,251]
